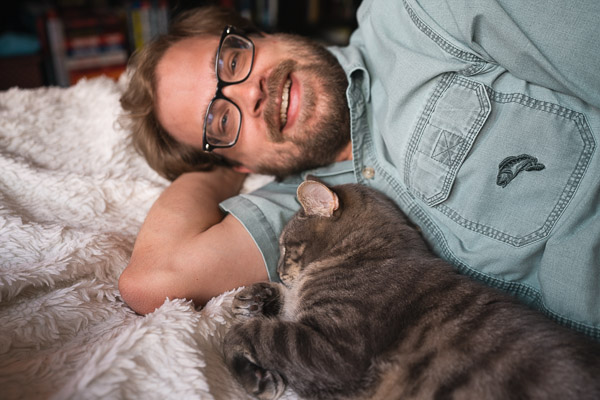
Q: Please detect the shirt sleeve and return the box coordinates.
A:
[219,161,356,282]
[219,178,302,282]
[411,0,600,108]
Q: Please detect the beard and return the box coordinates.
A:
[252,33,351,179]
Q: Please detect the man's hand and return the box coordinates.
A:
[118,168,267,315]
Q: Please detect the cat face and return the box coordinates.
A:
[277,179,403,286]
[277,180,340,286]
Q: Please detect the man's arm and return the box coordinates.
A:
[118,168,267,315]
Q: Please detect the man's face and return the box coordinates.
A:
[155,31,350,178]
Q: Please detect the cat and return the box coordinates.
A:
[223,179,600,400]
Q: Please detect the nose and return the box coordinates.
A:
[222,75,266,118]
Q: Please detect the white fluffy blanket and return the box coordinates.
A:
[0,77,293,399]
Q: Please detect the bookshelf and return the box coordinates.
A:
[173,0,361,45]
[1,0,360,88]
[43,1,169,86]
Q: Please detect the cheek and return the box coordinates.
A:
[241,113,274,148]
[216,122,263,162]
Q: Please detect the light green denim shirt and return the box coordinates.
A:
[221,0,600,339]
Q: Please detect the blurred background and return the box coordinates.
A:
[0,0,361,90]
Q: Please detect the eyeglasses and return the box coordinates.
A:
[202,26,255,152]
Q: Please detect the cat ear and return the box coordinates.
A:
[297,180,339,218]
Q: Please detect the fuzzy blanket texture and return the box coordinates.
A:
[0,77,292,399]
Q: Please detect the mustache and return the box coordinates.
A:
[264,59,297,142]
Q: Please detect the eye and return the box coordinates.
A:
[229,54,238,73]
[220,110,230,132]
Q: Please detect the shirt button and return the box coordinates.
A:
[362,166,375,179]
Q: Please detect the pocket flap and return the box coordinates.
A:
[407,73,491,206]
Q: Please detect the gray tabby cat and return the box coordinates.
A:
[223,179,600,400]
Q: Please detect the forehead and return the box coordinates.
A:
[156,36,220,93]
[155,36,220,147]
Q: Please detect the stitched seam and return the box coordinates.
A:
[402,0,486,71]
[404,72,455,189]
[431,130,464,166]
[438,89,596,246]
[409,206,600,339]
[349,71,369,185]
[406,74,490,206]
[367,136,599,339]
[433,76,490,204]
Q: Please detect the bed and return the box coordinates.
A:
[0,76,296,399]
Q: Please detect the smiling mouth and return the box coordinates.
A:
[280,78,292,129]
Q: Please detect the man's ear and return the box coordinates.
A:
[233,165,255,174]
[297,180,339,218]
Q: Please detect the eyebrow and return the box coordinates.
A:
[209,47,218,76]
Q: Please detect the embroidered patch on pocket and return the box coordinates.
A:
[432,130,465,167]
[496,154,546,188]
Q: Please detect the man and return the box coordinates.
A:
[118,0,600,340]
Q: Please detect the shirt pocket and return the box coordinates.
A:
[405,73,595,247]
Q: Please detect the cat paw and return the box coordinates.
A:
[252,366,286,400]
[229,351,286,400]
[233,282,281,318]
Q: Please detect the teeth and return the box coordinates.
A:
[280,79,291,129]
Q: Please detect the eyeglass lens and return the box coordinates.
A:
[205,34,253,148]
[217,35,253,82]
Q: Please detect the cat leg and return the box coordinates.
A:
[225,344,286,400]
[227,283,287,398]
[232,282,283,319]
[224,319,361,400]
[224,321,287,400]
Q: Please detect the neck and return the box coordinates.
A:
[334,141,353,162]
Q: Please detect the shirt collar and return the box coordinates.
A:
[327,44,371,103]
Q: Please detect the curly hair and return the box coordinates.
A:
[119,6,261,181]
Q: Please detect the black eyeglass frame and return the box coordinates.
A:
[202,25,255,152]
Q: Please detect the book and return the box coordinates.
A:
[127,0,169,52]
[46,10,69,87]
